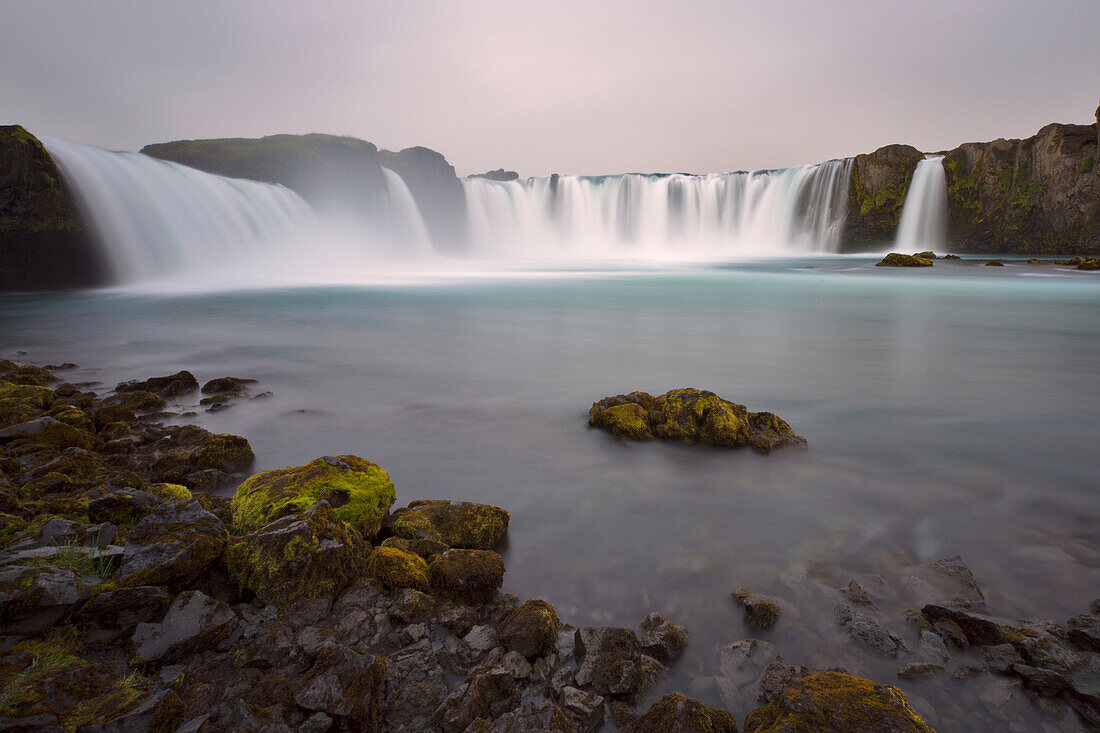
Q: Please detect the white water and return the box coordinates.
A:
[895,156,947,253]
[462,160,854,261]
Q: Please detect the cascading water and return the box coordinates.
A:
[462,159,854,261]
[895,156,947,252]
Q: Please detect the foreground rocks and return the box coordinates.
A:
[876,253,934,267]
[588,388,806,452]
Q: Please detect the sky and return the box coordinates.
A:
[2,1,1098,177]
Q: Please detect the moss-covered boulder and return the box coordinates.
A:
[591,388,805,453]
[734,588,782,630]
[115,370,199,399]
[743,671,934,733]
[231,455,395,536]
[0,380,54,410]
[148,432,254,488]
[225,501,367,605]
[0,416,95,450]
[366,546,429,591]
[876,253,934,267]
[498,599,561,659]
[624,694,738,733]
[387,500,509,550]
[428,549,505,604]
[117,499,228,588]
[146,483,192,502]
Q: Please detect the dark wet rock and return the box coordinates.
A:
[86,487,162,525]
[1012,663,1068,696]
[980,643,1024,674]
[835,604,904,655]
[131,590,235,663]
[717,638,775,711]
[499,599,562,659]
[201,377,256,394]
[756,656,847,705]
[0,564,91,633]
[574,625,662,699]
[434,665,520,733]
[589,388,805,452]
[921,603,1005,646]
[942,253,961,259]
[0,416,93,450]
[1004,621,1082,672]
[230,454,394,536]
[0,713,62,731]
[985,260,1005,266]
[389,587,434,625]
[609,700,638,729]
[79,687,186,733]
[744,671,934,733]
[428,548,505,604]
[115,370,199,398]
[638,612,689,663]
[5,516,116,552]
[931,619,969,650]
[387,499,510,550]
[1067,656,1100,726]
[76,584,170,644]
[226,501,367,606]
[903,555,985,606]
[912,251,938,259]
[624,693,736,733]
[117,499,227,587]
[876,253,933,267]
[734,589,782,630]
[560,686,605,731]
[841,580,875,607]
[146,431,254,488]
[366,545,429,591]
[294,641,388,729]
[1068,613,1100,652]
[898,663,944,680]
[385,681,440,732]
[299,712,333,733]
[104,390,167,412]
[438,600,479,637]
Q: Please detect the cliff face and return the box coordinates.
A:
[0,125,100,290]
[844,144,926,246]
[942,123,1099,253]
[377,146,467,251]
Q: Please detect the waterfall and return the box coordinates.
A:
[895,156,947,252]
[380,168,433,256]
[461,159,854,260]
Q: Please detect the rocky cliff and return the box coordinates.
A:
[378,146,467,251]
[0,126,99,290]
[844,144,926,246]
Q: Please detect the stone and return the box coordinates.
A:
[561,686,605,732]
[5,516,117,551]
[876,253,933,267]
[230,455,395,536]
[79,687,186,733]
[624,694,736,733]
[734,589,782,630]
[294,640,387,729]
[0,416,93,450]
[897,663,944,680]
[498,599,561,659]
[917,631,950,663]
[87,488,162,525]
[226,501,367,606]
[756,656,846,704]
[76,584,170,643]
[638,612,689,662]
[1068,613,1100,652]
[1004,621,1082,672]
[0,564,91,633]
[366,546,429,592]
[464,624,499,652]
[428,548,505,604]
[717,638,775,711]
[437,601,478,637]
[385,682,440,733]
[389,588,434,624]
[117,499,227,587]
[1012,664,1068,696]
[574,626,649,696]
[743,671,934,733]
[299,712,333,733]
[921,604,1005,646]
[550,665,575,696]
[386,499,510,550]
[932,619,969,650]
[980,643,1024,674]
[115,370,199,398]
[835,604,904,655]
[200,377,256,394]
[841,580,875,607]
[500,650,532,679]
[434,666,520,733]
[131,590,236,663]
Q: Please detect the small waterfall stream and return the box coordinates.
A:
[895,156,947,252]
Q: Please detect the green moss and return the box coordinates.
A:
[62,681,143,733]
[1083,156,1095,174]
[231,455,395,536]
[624,693,737,733]
[734,588,782,630]
[0,513,26,547]
[0,380,54,409]
[498,600,561,659]
[743,672,934,733]
[592,402,652,439]
[387,500,510,550]
[365,546,429,591]
[146,483,192,502]
[428,549,505,604]
[876,253,933,267]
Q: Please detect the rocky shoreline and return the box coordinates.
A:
[1,360,1099,731]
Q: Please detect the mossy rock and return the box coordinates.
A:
[743,671,934,733]
[226,501,367,605]
[105,390,167,412]
[2,365,59,387]
[146,483,193,502]
[734,588,782,630]
[231,455,395,536]
[624,693,738,733]
[150,433,254,486]
[387,499,509,550]
[428,548,505,604]
[876,253,933,267]
[0,512,27,547]
[115,370,198,398]
[0,416,95,451]
[498,599,561,659]
[366,546,429,591]
[0,380,54,410]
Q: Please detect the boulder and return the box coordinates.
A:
[743,671,934,733]
[560,686,605,731]
[115,370,198,398]
[624,694,737,733]
[428,549,505,604]
[875,253,933,267]
[131,590,235,663]
[117,499,227,587]
[147,432,253,487]
[574,626,662,698]
[366,546,429,591]
[434,665,520,733]
[734,589,782,630]
[835,604,905,655]
[225,501,367,605]
[76,584,171,644]
[498,599,562,659]
[0,564,91,633]
[386,499,509,550]
[717,639,775,711]
[589,388,806,452]
[230,455,395,536]
[294,640,388,729]
[920,604,1005,646]
[1068,613,1100,652]
[200,377,256,394]
[0,416,94,450]
[5,516,117,551]
[87,488,162,525]
[638,612,689,662]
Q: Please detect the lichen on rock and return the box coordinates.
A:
[366,545,430,592]
[428,548,505,604]
[387,499,509,550]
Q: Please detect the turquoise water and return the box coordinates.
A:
[3,256,1099,729]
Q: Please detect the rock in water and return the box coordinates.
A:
[624,694,737,733]
[386,499,509,550]
[230,454,395,536]
[876,253,934,267]
[115,370,199,398]
[588,388,805,452]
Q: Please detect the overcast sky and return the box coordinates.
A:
[3,1,1098,177]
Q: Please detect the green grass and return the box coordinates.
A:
[30,538,116,580]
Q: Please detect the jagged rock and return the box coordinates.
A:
[385,681,440,733]
[79,687,186,733]
[756,656,847,704]
[76,584,170,644]
[980,643,1024,674]
[294,641,387,729]
[500,650,532,679]
[434,665,520,733]
[624,694,737,733]
[932,619,968,650]
[115,370,198,398]
[841,580,875,607]
[499,599,561,659]
[0,564,91,633]
[898,663,944,680]
[438,600,478,637]
[5,516,116,551]
[917,630,950,663]
[299,712,333,733]
[230,454,395,536]
[550,665,576,697]
[389,587,434,624]
[87,487,162,525]
[744,671,934,733]
[428,549,505,604]
[835,604,904,655]
[1004,622,1082,673]
[1068,613,1100,652]
[638,612,689,662]
[1067,655,1100,727]
[131,590,235,663]
[465,624,500,652]
[201,377,256,394]
[469,169,519,182]
[387,499,510,550]
[921,604,1005,646]
[1012,663,1068,697]
[226,501,367,605]
[573,625,662,698]
[560,686,605,732]
[717,638,775,711]
[734,589,782,630]
[117,499,227,587]
[0,416,94,450]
